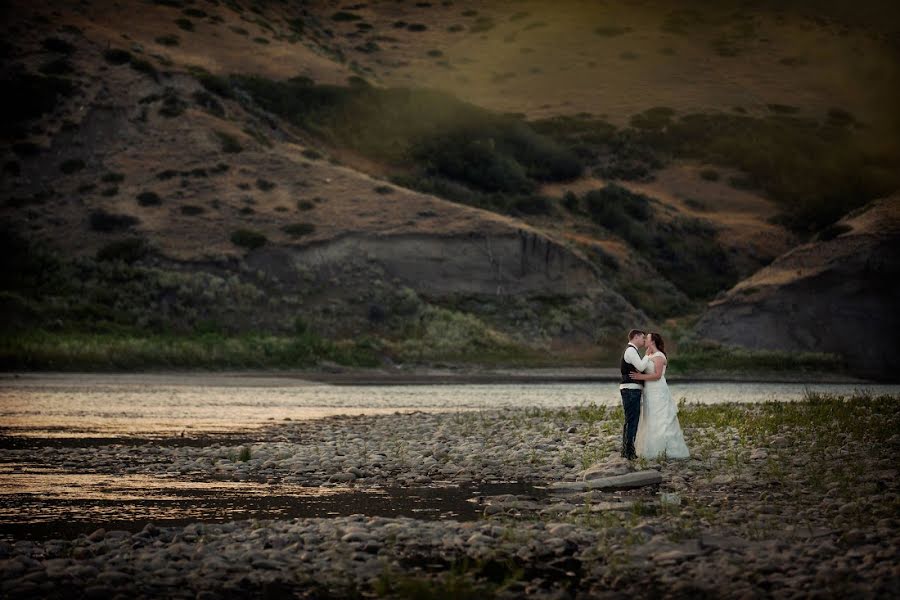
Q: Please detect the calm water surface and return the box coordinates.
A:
[1,374,897,437]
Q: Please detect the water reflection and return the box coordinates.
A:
[1,375,896,438]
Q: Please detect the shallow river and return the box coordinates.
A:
[1,374,896,540]
[1,374,896,438]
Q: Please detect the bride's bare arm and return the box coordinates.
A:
[631,356,666,381]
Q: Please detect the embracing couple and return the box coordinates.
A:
[619,329,690,461]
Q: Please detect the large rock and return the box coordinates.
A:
[550,470,662,492]
[695,195,900,380]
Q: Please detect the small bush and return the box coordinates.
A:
[174,18,194,31]
[301,148,322,160]
[103,48,132,65]
[59,158,85,174]
[96,238,147,263]
[407,23,428,32]
[129,58,158,80]
[42,37,76,54]
[100,186,119,197]
[180,205,205,216]
[89,210,139,232]
[297,200,314,210]
[159,89,187,117]
[39,57,76,76]
[230,229,267,249]
[256,178,276,191]
[193,90,225,117]
[699,168,719,181]
[136,191,162,206]
[332,11,362,21]
[216,131,243,153]
[253,37,270,45]
[155,34,179,46]
[282,223,315,238]
[101,172,125,183]
[374,185,394,194]
[182,8,206,18]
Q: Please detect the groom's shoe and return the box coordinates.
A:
[624,443,638,461]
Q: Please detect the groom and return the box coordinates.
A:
[620,329,650,460]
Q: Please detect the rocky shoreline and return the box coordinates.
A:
[1,393,898,598]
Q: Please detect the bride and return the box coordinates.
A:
[630,332,690,460]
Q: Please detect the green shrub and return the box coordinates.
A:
[230,229,267,249]
[174,18,194,31]
[42,37,76,54]
[103,48,132,65]
[102,172,125,183]
[301,148,322,160]
[193,90,225,117]
[129,57,158,80]
[158,88,187,117]
[282,223,315,238]
[90,210,139,232]
[180,205,205,216]
[699,168,719,181]
[256,178,276,191]
[155,34,180,46]
[297,200,315,210]
[374,185,394,194]
[332,11,362,21]
[136,191,162,206]
[39,57,76,76]
[59,158,85,174]
[216,131,243,153]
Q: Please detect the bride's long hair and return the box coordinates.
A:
[649,332,666,356]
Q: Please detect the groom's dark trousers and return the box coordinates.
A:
[620,388,641,454]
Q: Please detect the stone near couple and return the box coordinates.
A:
[619,329,690,461]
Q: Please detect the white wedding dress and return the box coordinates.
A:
[634,352,690,459]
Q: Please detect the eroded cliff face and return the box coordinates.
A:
[695,196,900,379]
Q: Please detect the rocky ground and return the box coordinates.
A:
[1,392,898,598]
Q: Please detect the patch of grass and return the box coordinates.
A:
[230,229,267,249]
[0,330,379,370]
[282,222,315,238]
[670,340,844,375]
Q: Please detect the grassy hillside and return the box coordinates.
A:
[1,0,896,371]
